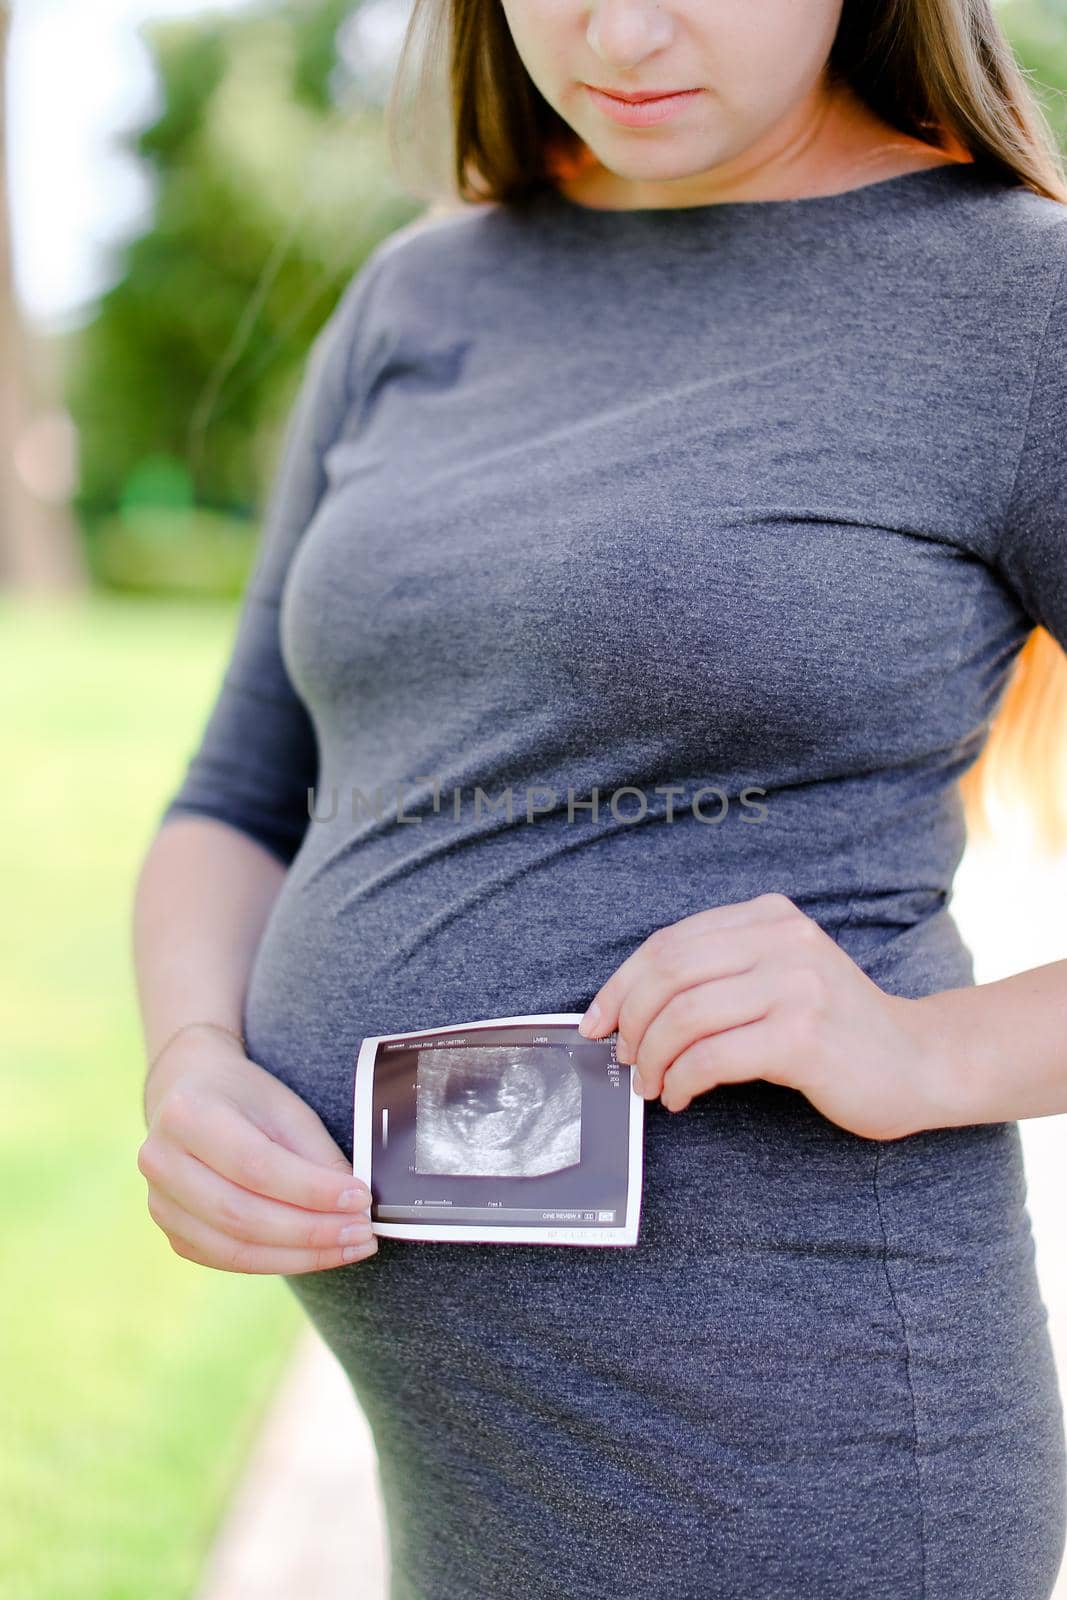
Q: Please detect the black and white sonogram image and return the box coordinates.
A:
[414,1045,582,1177]
[353,1015,643,1244]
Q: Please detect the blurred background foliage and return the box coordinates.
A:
[1013,0,1067,145]
[66,0,421,598]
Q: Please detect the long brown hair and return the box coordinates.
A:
[384,0,1067,855]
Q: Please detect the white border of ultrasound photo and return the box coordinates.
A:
[351,1013,645,1246]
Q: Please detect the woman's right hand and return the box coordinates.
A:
[137,1022,379,1274]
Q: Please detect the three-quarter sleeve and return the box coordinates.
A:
[157,254,382,868]
[994,249,1067,652]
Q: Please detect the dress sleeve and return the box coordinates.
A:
[157,255,382,868]
[994,250,1067,652]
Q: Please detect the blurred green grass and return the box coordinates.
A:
[0,592,302,1600]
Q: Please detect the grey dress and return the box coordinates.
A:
[161,160,1067,1598]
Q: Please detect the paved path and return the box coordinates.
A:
[195,835,1067,1599]
[191,1330,388,1600]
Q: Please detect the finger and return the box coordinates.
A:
[148,1187,379,1275]
[616,921,774,1069]
[158,1089,370,1214]
[630,968,774,1100]
[247,1069,355,1179]
[659,1014,791,1113]
[579,893,795,1042]
[145,1143,373,1252]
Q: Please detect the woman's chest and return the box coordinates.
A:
[280,305,1025,766]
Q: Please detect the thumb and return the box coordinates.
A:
[244,1061,354,1176]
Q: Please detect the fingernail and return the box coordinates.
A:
[339,1186,371,1209]
[632,1071,645,1096]
[339,1220,373,1244]
[342,1239,376,1261]
[616,1034,632,1064]
[578,1001,602,1037]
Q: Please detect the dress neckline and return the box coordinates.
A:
[535,159,996,230]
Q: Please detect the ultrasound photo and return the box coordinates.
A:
[352,1013,643,1245]
[414,1044,582,1177]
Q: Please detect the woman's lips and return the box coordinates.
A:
[582,84,703,128]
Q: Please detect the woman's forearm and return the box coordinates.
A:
[131,814,287,1122]
[908,958,1067,1125]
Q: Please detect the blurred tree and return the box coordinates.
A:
[66,0,421,594]
[0,0,86,591]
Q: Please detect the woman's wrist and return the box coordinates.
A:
[142,1019,247,1125]
[900,964,1067,1128]
[895,988,983,1130]
[147,1019,246,1076]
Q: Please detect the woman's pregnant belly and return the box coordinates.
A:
[242,797,976,1160]
[242,835,1065,1600]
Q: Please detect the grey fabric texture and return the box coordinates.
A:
[160,161,1067,1597]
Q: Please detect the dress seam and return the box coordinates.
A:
[872,1142,927,1600]
[995,249,1067,566]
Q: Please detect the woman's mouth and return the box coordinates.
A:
[582,84,703,128]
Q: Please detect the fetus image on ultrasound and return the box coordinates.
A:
[414,1046,582,1178]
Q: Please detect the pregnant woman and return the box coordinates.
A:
[132,0,1067,1593]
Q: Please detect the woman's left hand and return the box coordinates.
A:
[577,892,968,1142]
